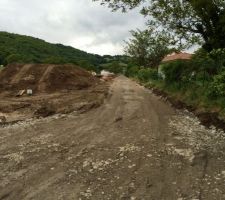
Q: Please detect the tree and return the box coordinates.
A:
[94,0,225,51]
[124,29,170,67]
[6,54,24,64]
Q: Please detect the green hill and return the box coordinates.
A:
[0,31,106,71]
[0,31,133,73]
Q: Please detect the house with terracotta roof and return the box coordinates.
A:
[158,52,193,79]
[162,52,193,63]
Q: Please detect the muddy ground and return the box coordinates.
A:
[0,76,225,200]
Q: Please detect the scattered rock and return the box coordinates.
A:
[221,171,225,177]
[128,164,136,169]
[3,152,24,164]
[115,116,123,122]
[0,115,6,123]
[119,144,141,154]
[34,106,56,118]
[80,188,92,199]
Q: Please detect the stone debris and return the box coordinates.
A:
[80,188,92,199]
[83,158,116,172]
[147,154,152,158]
[3,152,24,164]
[0,115,6,123]
[128,164,136,169]
[169,113,225,154]
[119,144,141,154]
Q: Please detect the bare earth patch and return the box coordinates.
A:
[0,76,225,200]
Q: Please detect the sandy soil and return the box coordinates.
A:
[0,76,225,200]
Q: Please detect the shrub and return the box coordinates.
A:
[162,60,190,83]
[192,48,225,74]
[137,68,158,82]
[208,71,225,98]
[209,48,225,70]
[105,61,126,74]
[6,54,24,64]
[126,65,140,77]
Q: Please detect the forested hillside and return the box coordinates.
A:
[0,31,130,72]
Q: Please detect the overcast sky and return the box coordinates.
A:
[0,0,146,55]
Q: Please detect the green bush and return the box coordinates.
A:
[103,61,126,74]
[192,48,225,74]
[6,54,24,63]
[209,48,225,70]
[126,65,140,77]
[162,60,190,83]
[137,68,158,82]
[208,71,225,98]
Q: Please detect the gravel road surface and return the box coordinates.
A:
[0,76,225,200]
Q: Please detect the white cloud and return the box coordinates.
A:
[0,0,146,55]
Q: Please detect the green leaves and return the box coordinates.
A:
[208,71,225,98]
[137,67,158,82]
[0,31,104,68]
[95,0,225,51]
[124,29,170,68]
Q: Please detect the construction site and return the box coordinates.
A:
[0,64,225,200]
[0,64,109,123]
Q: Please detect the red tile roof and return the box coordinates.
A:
[162,52,193,63]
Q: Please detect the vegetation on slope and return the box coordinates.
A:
[0,31,131,72]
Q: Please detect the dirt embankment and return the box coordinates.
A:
[0,64,98,93]
[0,64,109,123]
[150,87,225,131]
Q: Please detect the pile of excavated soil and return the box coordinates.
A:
[0,64,98,94]
[0,64,110,122]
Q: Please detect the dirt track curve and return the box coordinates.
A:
[1,76,225,200]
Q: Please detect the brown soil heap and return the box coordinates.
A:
[0,64,109,122]
[0,64,98,94]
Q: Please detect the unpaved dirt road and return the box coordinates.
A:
[1,76,225,200]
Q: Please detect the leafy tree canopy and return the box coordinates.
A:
[124,29,171,67]
[94,0,225,51]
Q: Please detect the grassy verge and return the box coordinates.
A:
[125,49,225,129]
[133,77,225,130]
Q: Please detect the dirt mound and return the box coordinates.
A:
[0,64,98,94]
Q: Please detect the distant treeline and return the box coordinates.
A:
[0,31,131,72]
